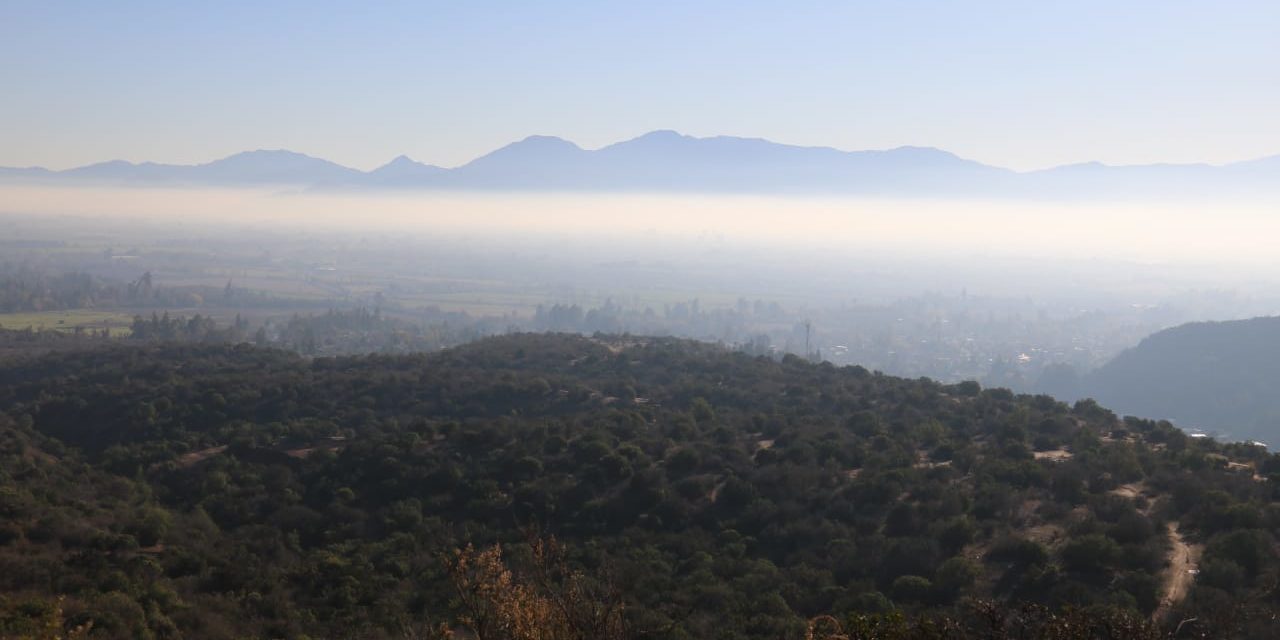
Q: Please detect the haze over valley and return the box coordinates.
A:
[5,182,1280,435]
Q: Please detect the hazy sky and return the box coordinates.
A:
[3,1,1278,171]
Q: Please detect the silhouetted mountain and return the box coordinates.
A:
[438,131,1007,192]
[365,154,448,186]
[62,159,180,182]
[448,135,593,188]
[195,149,362,185]
[1022,160,1267,199]
[585,131,1008,192]
[1074,316,1280,442]
[47,150,362,186]
[3,131,1279,197]
[0,166,53,179]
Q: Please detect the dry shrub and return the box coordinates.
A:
[443,536,628,640]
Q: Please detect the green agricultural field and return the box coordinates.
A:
[0,310,136,336]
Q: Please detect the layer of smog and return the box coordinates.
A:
[5,185,1280,397]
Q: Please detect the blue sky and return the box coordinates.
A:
[3,1,1278,170]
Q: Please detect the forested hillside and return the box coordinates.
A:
[1079,316,1280,444]
[1,334,1279,638]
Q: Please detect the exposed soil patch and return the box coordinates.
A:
[1024,523,1065,546]
[913,459,952,470]
[1032,449,1072,461]
[912,450,952,469]
[23,446,58,465]
[1110,482,1144,500]
[708,479,726,503]
[177,445,228,467]
[283,442,345,459]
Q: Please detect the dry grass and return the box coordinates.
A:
[0,310,134,336]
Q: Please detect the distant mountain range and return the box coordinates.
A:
[4,130,1279,198]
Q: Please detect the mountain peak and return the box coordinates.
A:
[210,149,323,164]
[635,129,686,140]
[84,159,138,169]
[513,135,579,149]
[189,149,360,184]
[368,154,445,182]
[458,135,585,173]
[887,144,943,153]
[375,154,429,170]
[239,148,301,156]
[882,145,958,158]
[472,135,583,159]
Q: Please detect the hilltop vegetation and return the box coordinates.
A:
[1,334,1279,638]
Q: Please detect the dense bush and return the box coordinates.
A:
[0,334,1275,638]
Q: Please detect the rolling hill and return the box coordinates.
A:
[0,333,1277,638]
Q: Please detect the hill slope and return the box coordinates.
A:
[1079,316,1280,443]
[0,335,1278,638]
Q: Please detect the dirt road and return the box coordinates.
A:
[1154,522,1201,621]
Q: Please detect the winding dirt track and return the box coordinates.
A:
[1154,522,1201,621]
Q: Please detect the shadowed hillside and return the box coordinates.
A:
[1079,316,1280,443]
